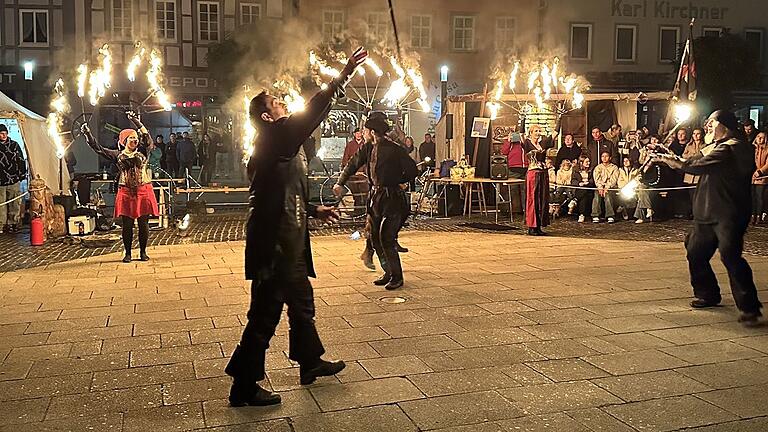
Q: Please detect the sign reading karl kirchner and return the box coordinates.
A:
[612,1,728,19]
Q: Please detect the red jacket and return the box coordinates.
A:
[342,138,365,171]
[501,139,526,168]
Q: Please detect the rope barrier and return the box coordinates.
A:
[0,187,47,207]
[551,184,697,192]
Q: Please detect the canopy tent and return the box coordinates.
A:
[0,90,69,194]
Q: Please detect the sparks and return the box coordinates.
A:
[309,51,341,78]
[47,78,69,159]
[284,88,306,113]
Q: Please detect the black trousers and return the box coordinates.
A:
[685,221,762,313]
[226,260,324,383]
[369,188,407,280]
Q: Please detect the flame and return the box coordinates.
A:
[309,51,341,78]
[126,42,146,82]
[542,64,552,100]
[486,102,501,120]
[407,68,429,101]
[533,87,545,109]
[550,57,560,91]
[47,78,69,159]
[573,89,584,109]
[87,44,112,106]
[508,61,519,91]
[242,94,256,164]
[527,70,538,91]
[382,78,409,107]
[76,64,88,98]
[417,99,430,113]
[493,79,504,101]
[365,58,383,76]
[146,49,173,111]
[284,88,306,113]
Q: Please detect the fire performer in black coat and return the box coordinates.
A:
[335,112,419,290]
[225,48,368,407]
[654,110,762,326]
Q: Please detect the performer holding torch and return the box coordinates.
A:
[653,110,762,326]
[81,112,158,263]
[225,48,368,407]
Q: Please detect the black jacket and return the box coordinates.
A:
[0,138,27,186]
[337,139,420,188]
[671,136,755,224]
[554,144,582,171]
[244,75,351,282]
[584,139,619,167]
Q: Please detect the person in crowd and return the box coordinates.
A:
[81,112,158,262]
[64,145,77,177]
[654,109,762,326]
[166,133,179,178]
[585,127,619,168]
[546,157,557,185]
[214,135,231,179]
[226,48,368,408]
[682,128,707,210]
[147,138,163,179]
[667,128,691,218]
[402,136,418,163]
[592,151,619,223]
[335,112,419,289]
[554,133,581,170]
[572,156,594,223]
[605,124,624,143]
[744,118,758,144]
[418,133,436,169]
[554,159,575,214]
[342,128,365,167]
[634,135,663,223]
[176,131,196,179]
[501,131,527,178]
[624,130,643,166]
[155,135,167,171]
[669,128,689,156]
[198,133,214,185]
[0,124,27,234]
[752,131,768,225]
[523,123,558,235]
[617,156,640,220]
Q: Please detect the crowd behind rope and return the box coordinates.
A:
[500,119,768,227]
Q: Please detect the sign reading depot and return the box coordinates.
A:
[611,0,729,20]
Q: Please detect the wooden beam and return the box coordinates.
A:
[472,83,489,167]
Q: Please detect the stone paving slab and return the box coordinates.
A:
[1,231,768,431]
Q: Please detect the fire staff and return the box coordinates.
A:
[225,48,368,407]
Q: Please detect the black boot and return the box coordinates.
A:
[385,278,404,290]
[122,254,132,263]
[738,310,762,327]
[139,251,150,261]
[229,381,281,407]
[690,298,720,309]
[300,359,346,385]
[396,242,409,253]
[374,274,392,286]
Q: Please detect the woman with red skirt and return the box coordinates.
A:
[81,112,159,262]
[523,123,559,236]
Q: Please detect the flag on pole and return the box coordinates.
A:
[672,20,697,102]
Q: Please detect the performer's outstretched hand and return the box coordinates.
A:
[332,184,345,197]
[315,205,340,224]
[80,123,91,135]
[343,47,368,76]
[126,110,141,123]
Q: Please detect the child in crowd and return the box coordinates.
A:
[572,156,594,223]
[555,159,575,214]
[592,151,619,223]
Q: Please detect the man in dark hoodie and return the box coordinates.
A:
[176,131,196,178]
[225,48,368,407]
[655,109,762,326]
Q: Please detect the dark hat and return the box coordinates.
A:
[708,110,739,132]
[364,112,391,135]
[0,124,7,133]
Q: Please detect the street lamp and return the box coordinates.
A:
[23,61,34,81]
[440,65,449,117]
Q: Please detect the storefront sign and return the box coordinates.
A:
[611,0,729,20]
[0,73,18,85]
[166,76,216,89]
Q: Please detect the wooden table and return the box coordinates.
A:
[419,177,525,222]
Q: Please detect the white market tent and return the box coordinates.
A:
[0,90,70,194]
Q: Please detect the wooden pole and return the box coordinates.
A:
[472,83,489,167]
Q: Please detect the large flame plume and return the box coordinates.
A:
[87,44,112,106]
[47,78,70,159]
[146,49,173,111]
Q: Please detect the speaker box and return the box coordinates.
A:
[490,155,509,180]
[445,113,454,139]
[437,184,463,216]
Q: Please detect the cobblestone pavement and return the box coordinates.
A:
[1,232,767,431]
[2,212,768,272]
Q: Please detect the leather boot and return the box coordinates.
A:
[396,242,409,253]
[300,359,345,385]
[229,381,281,407]
[374,274,392,286]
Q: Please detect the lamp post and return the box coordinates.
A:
[440,65,449,118]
